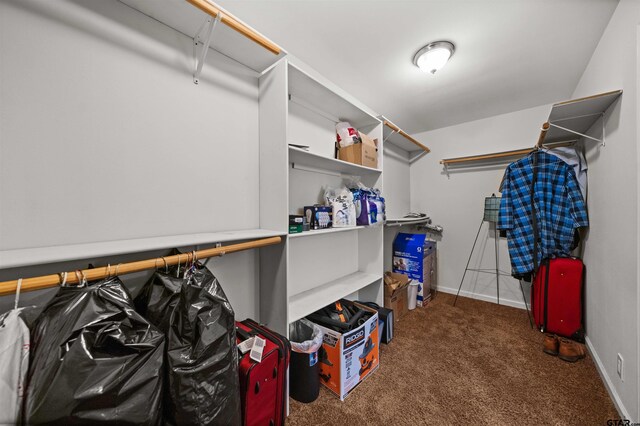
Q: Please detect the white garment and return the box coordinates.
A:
[0,309,30,425]
[545,146,588,201]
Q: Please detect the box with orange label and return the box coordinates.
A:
[307,301,379,400]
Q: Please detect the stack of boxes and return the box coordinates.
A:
[391,233,437,308]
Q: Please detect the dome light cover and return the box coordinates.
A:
[413,41,455,75]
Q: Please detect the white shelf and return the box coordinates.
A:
[289,146,382,176]
[385,217,431,227]
[545,90,623,143]
[288,62,380,129]
[118,0,286,73]
[288,271,381,322]
[0,229,286,269]
[289,226,367,239]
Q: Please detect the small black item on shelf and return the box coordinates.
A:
[289,215,304,234]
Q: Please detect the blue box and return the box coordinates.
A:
[393,233,435,307]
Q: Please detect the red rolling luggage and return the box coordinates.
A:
[236,320,290,426]
[531,257,585,341]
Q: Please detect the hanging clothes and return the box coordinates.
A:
[498,150,588,278]
[25,278,165,425]
[135,261,241,426]
[0,309,30,425]
[544,145,588,201]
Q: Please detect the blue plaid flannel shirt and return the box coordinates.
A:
[498,151,588,277]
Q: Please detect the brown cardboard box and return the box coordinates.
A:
[308,302,379,400]
[337,131,378,168]
[384,272,410,322]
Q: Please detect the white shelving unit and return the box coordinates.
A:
[288,226,367,238]
[288,271,381,322]
[385,217,431,227]
[259,57,385,334]
[289,146,382,176]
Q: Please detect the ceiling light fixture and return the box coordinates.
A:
[413,41,455,75]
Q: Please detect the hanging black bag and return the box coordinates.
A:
[135,258,241,426]
[25,277,165,425]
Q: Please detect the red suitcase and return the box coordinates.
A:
[236,320,290,426]
[531,257,585,341]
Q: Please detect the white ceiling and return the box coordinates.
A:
[216,0,618,134]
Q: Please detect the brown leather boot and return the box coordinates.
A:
[543,334,559,356]
[558,338,586,362]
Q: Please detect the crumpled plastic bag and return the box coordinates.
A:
[135,261,241,425]
[325,186,357,227]
[336,121,361,148]
[289,319,324,354]
[0,309,30,425]
[25,277,165,425]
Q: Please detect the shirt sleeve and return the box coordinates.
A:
[497,167,513,230]
[567,168,589,228]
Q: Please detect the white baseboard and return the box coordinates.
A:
[585,336,632,421]
[437,285,527,310]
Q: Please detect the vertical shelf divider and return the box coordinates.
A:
[258,59,289,334]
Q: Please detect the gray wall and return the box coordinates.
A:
[409,0,639,419]
[382,142,411,272]
[409,104,552,308]
[0,0,263,319]
[570,0,639,420]
[0,0,260,250]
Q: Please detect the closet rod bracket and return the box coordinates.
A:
[193,13,222,85]
[383,129,397,144]
[548,113,605,147]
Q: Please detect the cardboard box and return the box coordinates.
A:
[310,302,379,401]
[289,215,304,234]
[393,234,436,307]
[337,132,378,168]
[304,205,332,230]
[384,272,410,322]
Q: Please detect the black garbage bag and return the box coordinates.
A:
[135,261,241,425]
[25,277,165,425]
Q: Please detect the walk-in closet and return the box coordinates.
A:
[1,0,638,424]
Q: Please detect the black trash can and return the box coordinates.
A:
[289,319,323,403]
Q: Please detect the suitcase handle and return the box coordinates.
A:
[236,327,254,341]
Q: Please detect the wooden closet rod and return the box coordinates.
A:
[440,148,533,165]
[439,139,576,165]
[383,120,431,153]
[536,122,550,147]
[186,0,281,55]
[0,236,282,297]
